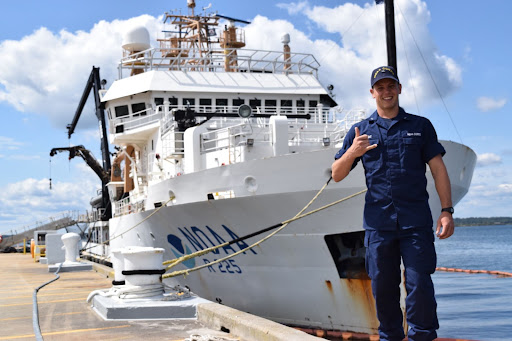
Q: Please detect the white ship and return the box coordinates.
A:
[76,0,476,335]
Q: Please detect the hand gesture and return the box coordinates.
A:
[350,127,378,157]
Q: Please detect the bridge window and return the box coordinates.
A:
[216,98,228,112]
[183,98,195,107]
[297,99,305,114]
[280,99,292,114]
[131,102,146,116]
[233,98,245,107]
[169,97,178,108]
[309,100,318,114]
[200,98,212,113]
[115,105,129,118]
[249,99,261,111]
[264,100,277,113]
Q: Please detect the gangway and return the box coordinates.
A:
[0,210,96,248]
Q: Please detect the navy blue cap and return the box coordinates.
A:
[371,66,399,87]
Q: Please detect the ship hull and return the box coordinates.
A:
[108,140,476,333]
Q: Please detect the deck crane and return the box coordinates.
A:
[50,66,112,221]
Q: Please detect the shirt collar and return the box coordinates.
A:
[368,107,408,124]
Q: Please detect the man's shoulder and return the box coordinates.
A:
[402,111,432,126]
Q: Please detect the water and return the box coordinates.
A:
[433,225,512,340]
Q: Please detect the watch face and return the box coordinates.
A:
[442,207,454,214]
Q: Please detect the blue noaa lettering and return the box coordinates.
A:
[167,234,196,268]
[166,224,258,273]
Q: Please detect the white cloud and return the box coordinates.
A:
[0,174,99,233]
[0,136,23,150]
[276,1,310,15]
[249,0,462,111]
[477,153,502,167]
[0,15,163,129]
[477,96,507,112]
[497,184,512,193]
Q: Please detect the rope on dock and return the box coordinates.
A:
[163,181,368,278]
[436,267,512,278]
[33,263,63,341]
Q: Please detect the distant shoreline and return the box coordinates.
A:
[454,217,512,227]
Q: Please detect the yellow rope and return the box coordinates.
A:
[162,187,367,279]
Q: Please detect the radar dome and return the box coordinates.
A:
[281,33,290,45]
[122,26,151,52]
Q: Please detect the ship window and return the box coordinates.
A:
[154,98,164,113]
[169,97,178,109]
[297,99,305,114]
[264,100,277,113]
[233,98,245,107]
[131,102,146,116]
[200,98,212,113]
[249,99,261,111]
[309,100,318,114]
[280,99,292,114]
[183,98,195,107]
[115,105,129,118]
[216,98,228,112]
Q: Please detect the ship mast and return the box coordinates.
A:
[160,1,219,69]
[384,0,398,72]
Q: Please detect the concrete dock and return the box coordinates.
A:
[0,253,321,341]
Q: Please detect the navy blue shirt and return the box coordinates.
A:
[335,108,445,231]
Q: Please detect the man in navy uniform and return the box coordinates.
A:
[331,66,454,341]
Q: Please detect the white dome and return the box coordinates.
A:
[122,26,151,52]
[281,33,290,45]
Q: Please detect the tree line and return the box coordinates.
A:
[454,217,512,226]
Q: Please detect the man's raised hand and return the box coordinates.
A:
[351,127,378,157]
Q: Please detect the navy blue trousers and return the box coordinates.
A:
[364,228,439,341]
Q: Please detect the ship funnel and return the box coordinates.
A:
[122,26,151,76]
[282,33,291,71]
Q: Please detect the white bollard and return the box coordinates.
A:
[61,232,81,264]
[110,248,126,285]
[121,246,165,287]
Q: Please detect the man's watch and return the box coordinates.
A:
[441,207,454,214]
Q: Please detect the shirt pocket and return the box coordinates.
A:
[401,135,423,168]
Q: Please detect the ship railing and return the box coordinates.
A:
[201,123,254,154]
[110,107,162,135]
[77,208,105,223]
[328,108,367,143]
[118,47,320,78]
[161,132,185,159]
[113,195,146,217]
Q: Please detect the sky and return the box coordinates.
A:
[0,0,510,234]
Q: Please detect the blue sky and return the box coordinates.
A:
[0,0,510,234]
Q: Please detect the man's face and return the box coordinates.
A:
[370,78,401,110]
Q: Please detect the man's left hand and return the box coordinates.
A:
[436,212,454,239]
